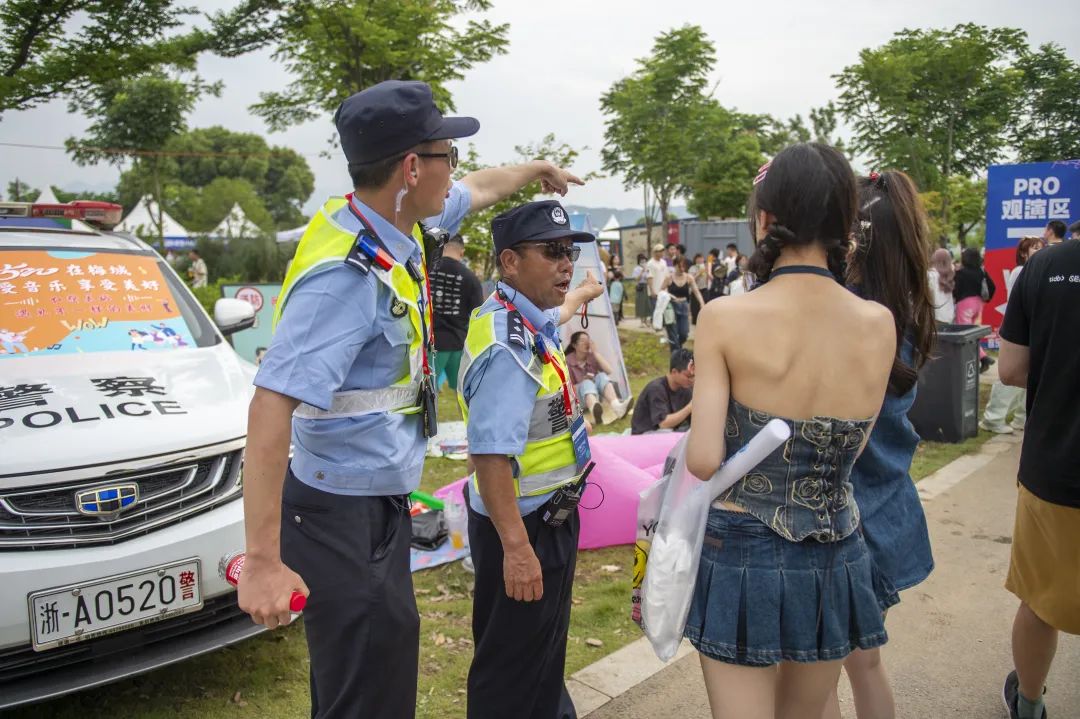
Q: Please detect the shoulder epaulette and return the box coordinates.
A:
[344,241,373,275]
[506,309,528,349]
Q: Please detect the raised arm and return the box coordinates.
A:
[461,160,584,212]
[558,270,604,325]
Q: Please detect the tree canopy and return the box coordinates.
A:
[208,0,510,132]
[0,0,214,113]
[601,25,716,233]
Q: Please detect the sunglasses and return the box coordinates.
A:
[416,144,459,169]
[525,241,580,262]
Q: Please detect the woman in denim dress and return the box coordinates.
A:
[821,171,938,719]
[685,143,897,719]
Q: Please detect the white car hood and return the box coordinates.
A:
[2,342,254,483]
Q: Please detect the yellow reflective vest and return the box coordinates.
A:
[272,197,429,418]
[457,306,584,497]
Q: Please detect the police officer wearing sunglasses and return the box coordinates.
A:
[457,201,598,718]
[239,80,585,719]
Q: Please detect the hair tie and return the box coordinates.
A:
[868,171,886,189]
[753,160,771,186]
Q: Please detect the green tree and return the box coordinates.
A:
[455,135,597,278]
[921,175,986,247]
[167,177,275,234]
[1011,43,1080,162]
[65,72,220,247]
[601,25,716,241]
[52,187,120,204]
[686,103,766,219]
[808,102,846,153]
[115,126,314,229]
[210,0,509,132]
[0,0,216,112]
[4,179,38,202]
[834,24,1025,226]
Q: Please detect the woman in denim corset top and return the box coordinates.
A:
[685,143,897,719]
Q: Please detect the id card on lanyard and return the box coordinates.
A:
[346,195,439,437]
[498,292,592,471]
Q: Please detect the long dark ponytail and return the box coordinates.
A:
[847,170,937,396]
[747,143,857,284]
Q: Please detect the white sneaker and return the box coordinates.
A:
[611,397,631,421]
[461,555,474,574]
[1010,418,1025,431]
[979,419,1014,434]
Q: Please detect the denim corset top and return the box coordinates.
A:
[716,397,874,543]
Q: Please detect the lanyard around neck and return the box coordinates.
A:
[345,194,435,377]
[494,290,575,417]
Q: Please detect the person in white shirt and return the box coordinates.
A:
[645,243,670,314]
[927,248,955,323]
[980,236,1042,434]
[188,249,209,288]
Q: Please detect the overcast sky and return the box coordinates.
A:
[2,0,1078,220]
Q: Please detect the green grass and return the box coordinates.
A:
[12,327,998,718]
[910,382,995,481]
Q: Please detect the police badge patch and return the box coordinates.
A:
[391,298,408,318]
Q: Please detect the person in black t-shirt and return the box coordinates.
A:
[997,240,1080,719]
[630,348,694,434]
[432,234,486,390]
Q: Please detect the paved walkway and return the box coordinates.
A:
[570,437,1080,718]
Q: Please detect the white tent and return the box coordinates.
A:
[35,185,60,205]
[560,219,631,401]
[117,195,193,249]
[598,213,621,242]
[211,202,263,239]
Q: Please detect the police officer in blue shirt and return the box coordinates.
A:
[459,201,600,719]
[238,80,586,719]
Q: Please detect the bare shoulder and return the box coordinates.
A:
[856,297,898,356]
[697,295,749,336]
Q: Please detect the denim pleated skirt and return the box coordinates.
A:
[684,508,897,667]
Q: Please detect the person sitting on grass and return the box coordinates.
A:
[630,348,694,434]
[566,330,631,426]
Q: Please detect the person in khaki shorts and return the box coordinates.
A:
[997,239,1080,719]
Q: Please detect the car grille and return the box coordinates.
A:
[0,451,242,549]
[0,594,249,686]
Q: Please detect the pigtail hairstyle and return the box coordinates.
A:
[847,170,937,396]
[747,143,857,285]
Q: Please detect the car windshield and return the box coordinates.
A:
[0,248,218,358]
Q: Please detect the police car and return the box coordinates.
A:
[0,201,260,708]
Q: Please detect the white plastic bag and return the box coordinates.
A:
[638,418,791,661]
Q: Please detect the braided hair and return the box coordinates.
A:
[747,143,857,284]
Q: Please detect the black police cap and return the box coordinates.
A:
[491,201,596,255]
[334,80,479,166]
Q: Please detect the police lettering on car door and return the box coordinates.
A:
[0,377,187,431]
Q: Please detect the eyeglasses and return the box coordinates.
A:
[527,241,580,262]
[416,144,459,169]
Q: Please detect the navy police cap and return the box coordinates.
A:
[491,201,596,255]
[334,80,479,165]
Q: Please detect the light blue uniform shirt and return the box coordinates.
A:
[254,182,471,495]
[461,281,561,516]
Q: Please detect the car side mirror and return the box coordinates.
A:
[214,298,256,336]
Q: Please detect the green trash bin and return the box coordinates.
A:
[907,323,991,443]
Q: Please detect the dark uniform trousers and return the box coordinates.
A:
[465,484,579,719]
[280,469,420,719]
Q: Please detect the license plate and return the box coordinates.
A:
[28,558,203,651]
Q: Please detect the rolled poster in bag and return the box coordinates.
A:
[638,418,791,661]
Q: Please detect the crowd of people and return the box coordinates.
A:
[630,240,756,349]
[232,77,1076,719]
